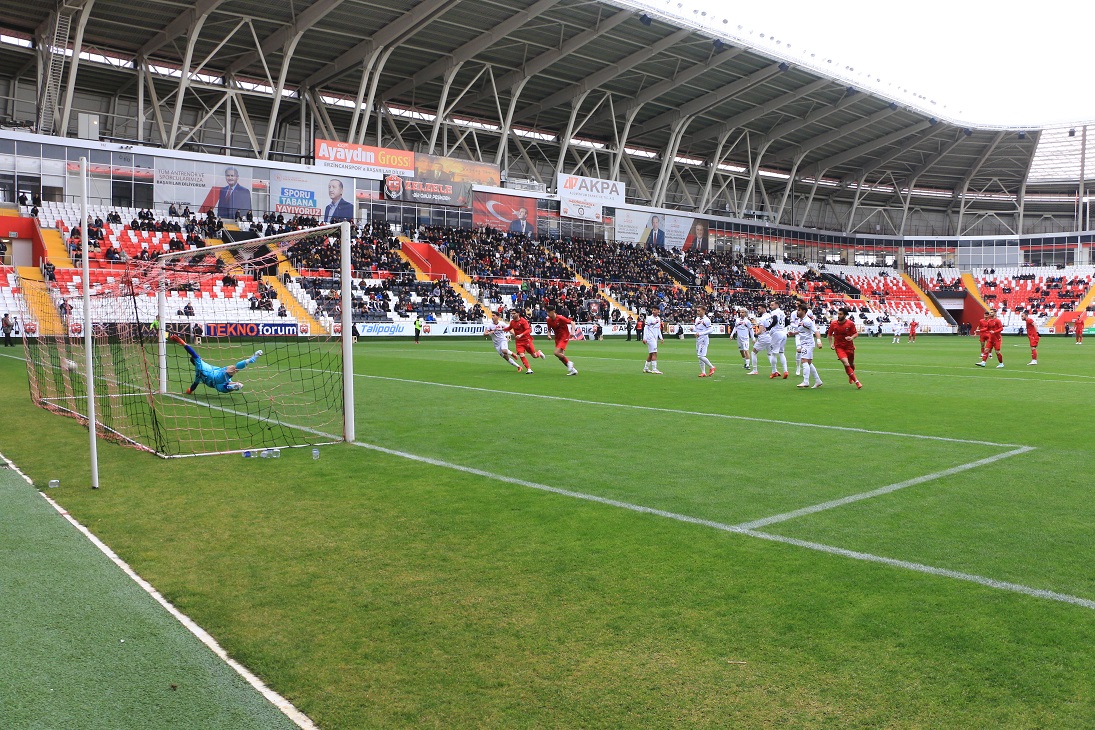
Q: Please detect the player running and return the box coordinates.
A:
[975,307,1004,368]
[767,300,789,379]
[504,309,545,374]
[545,305,579,375]
[642,308,664,374]
[170,333,262,393]
[483,312,522,371]
[732,308,753,370]
[1022,310,1040,365]
[793,302,824,389]
[694,305,716,377]
[827,307,862,389]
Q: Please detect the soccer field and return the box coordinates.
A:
[3,333,1095,728]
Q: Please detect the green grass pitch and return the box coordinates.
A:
[2,332,1095,728]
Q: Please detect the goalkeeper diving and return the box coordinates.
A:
[169,333,262,393]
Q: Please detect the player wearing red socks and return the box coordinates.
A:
[827,307,861,389]
[504,309,544,373]
[545,305,578,375]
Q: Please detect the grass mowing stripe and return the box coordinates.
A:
[742,529,1095,611]
[734,446,1035,530]
[355,373,1021,447]
[348,439,1095,613]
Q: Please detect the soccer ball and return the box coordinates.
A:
[61,358,79,372]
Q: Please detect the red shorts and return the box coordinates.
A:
[515,339,537,355]
[979,336,990,348]
[988,336,1001,350]
[834,347,854,362]
[1028,334,1040,347]
[554,337,570,351]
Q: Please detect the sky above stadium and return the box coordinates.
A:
[651,0,1094,129]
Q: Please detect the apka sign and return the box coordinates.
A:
[557,173,625,222]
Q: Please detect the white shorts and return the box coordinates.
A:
[736,335,750,351]
[494,342,510,356]
[644,337,659,354]
[769,332,787,355]
[696,335,709,358]
[753,334,771,353]
[796,340,815,361]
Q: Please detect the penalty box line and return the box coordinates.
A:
[356,374,1022,448]
[350,440,1092,612]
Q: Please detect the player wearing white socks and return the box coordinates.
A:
[732,308,753,370]
[642,310,664,374]
[767,300,789,379]
[748,304,774,376]
[483,312,522,370]
[793,302,824,388]
[789,305,803,376]
[694,306,716,377]
[891,321,903,344]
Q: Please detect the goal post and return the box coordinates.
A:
[21,222,356,458]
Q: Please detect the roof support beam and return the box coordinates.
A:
[58,0,96,136]
[460,9,633,111]
[139,0,229,58]
[587,46,746,128]
[682,78,830,148]
[302,0,459,88]
[381,0,562,103]
[766,105,898,165]
[629,62,782,140]
[226,0,346,76]
[652,115,694,207]
[804,120,934,178]
[513,28,691,123]
[609,103,643,181]
[839,124,947,186]
[427,62,466,154]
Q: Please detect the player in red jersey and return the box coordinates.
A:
[1075,310,1087,344]
[1023,310,1040,365]
[504,309,545,374]
[908,319,918,342]
[973,312,991,360]
[545,304,579,375]
[827,307,862,389]
[976,307,1004,368]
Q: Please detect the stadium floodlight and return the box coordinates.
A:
[20,221,355,463]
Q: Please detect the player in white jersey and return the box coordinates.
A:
[767,300,789,379]
[693,306,716,377]
[732,308,753,370]
[788,305,803,376]
[642,310,664,374]
[793,301,824,388]
[891,320,903,344]
[483,312,522,370]
[748,303,774,375]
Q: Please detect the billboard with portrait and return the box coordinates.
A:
[154,162,254,217]
[613,207,710,250]
[472,192,538,236]
[270,169,356,221]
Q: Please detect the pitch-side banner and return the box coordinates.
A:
[557,173,625,223]
[613,207,710,250]
[473,191,538,236]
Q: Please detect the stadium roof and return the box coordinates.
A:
[1,0,1090,216]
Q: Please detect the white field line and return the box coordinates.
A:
[0,450,317,730]
[740,529,1095,611]
[355,374,1021,448]
[349,440,1093,612]
[734,446,1035,530]
[356,347,1095,385]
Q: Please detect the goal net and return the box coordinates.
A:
[20,223,354,457]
